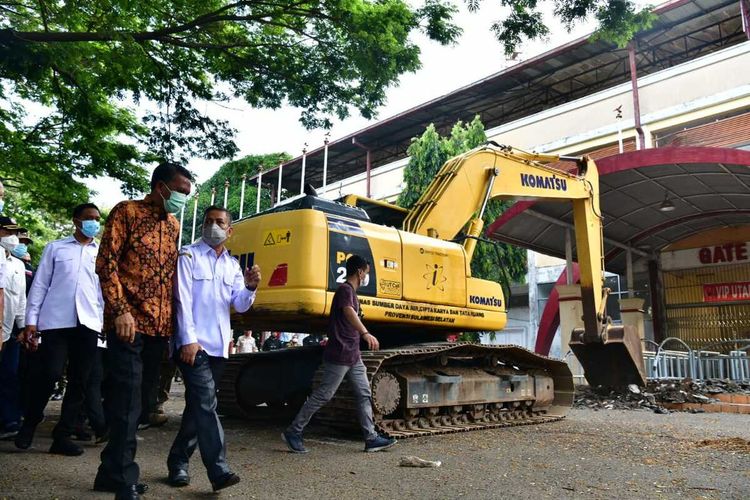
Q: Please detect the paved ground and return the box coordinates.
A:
[1,383,748,499]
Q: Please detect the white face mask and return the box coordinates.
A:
[0,234,19,252]
[202,222,228,247]
[361,273,370,287]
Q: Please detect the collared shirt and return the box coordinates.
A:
[3,254,26,341]
[96,198,179,337]
[25,236,103,333]
[235,335,257,353]
[0,249,6,289]
[174,240,255,358]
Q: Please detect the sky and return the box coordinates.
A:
[86,1,605,208]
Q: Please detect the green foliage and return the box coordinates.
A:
[397,115,527,285]
[469,0,655,56]
[0,0,462,218]
[180,152,291,245]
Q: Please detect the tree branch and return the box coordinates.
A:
[0,1,330,44]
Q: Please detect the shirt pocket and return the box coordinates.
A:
[53,252,76,273]
[192,263,213,281]
[220,268,236,302]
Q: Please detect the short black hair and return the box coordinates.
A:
[203,205,232,224]
[346,255,369,277]
[151,161,193,190]
[72,203,100,219]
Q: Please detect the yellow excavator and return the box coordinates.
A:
[218,143,646,437]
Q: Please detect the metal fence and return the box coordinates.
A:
[643,338,750,381]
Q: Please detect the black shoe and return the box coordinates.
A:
[94,479,148,494]
[114,484,141,500]
[211,472,240,492]
[73,429,93,441]
[168,469,190,487]
[14,424,35,450]
[94,429,110,444]
[49,437,84,456]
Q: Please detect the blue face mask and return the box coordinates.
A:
[80,220,100,238]
[11,243,27,258]
[160,183,189,215]
[0,199,4,213]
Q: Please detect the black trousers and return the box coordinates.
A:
[83,347,107,435]
[22,326,98,439]
[96,332,168,488]
[139,335,168,423]
[168,353,228,481]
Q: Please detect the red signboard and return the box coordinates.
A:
[703,282,750,303]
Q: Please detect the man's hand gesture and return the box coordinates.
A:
[244,264,261,290]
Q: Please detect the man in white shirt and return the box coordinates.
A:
[235,330,257,353]
[0,226,26,438]
[0,213,15,357]
[167,205,260,493]
[15,203,104,456]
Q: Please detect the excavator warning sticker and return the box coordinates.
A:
[263,229,292,247]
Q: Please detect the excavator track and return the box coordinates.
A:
[314,343,573,438]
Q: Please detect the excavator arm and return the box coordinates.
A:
[402,143,646,387]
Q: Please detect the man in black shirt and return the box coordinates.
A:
[281,255,396,454]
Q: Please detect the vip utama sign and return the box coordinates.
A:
[703,282,750,303]
[661,241,750,271]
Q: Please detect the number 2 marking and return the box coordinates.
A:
[336,266,347,283]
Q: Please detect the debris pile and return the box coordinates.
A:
[695,437,750,454]
[573,379,750,413]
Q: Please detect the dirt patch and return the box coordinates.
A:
[695,437,750,454]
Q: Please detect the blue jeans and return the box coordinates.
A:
[168,351,230,482]
[288,359,377,441]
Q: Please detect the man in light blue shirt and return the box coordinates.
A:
[167,205,260,493]
[15,203,104,456]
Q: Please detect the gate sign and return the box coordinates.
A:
[661,241,749,271]
[703,282,750,303]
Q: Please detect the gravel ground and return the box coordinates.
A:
[1,383,748,500]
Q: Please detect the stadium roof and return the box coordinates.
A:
[485,147,750,273]
[256,0,748,194]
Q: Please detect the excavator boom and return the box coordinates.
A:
[403,144,646,387]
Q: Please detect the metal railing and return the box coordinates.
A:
[643,338,750,382]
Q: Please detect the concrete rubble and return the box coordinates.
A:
[574,379,750,413]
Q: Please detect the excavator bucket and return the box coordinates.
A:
[569,325,647,388]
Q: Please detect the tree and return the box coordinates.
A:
[397,115,527,285]
[0,0,462,218]
[469,0,655,56]
[180,152,290,245]
[0,0,653,251]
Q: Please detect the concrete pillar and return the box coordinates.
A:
[556,284,585,385]
[619,297,646,343]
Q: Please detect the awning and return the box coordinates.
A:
[486,147,750,273]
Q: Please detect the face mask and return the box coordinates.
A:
[11,243,27,258]
[361,273,370,288]
[0,235,19,252]
[160,183,189,215]
[0,199,4,213]
[202,222,228,247]
[80,220,100,238]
